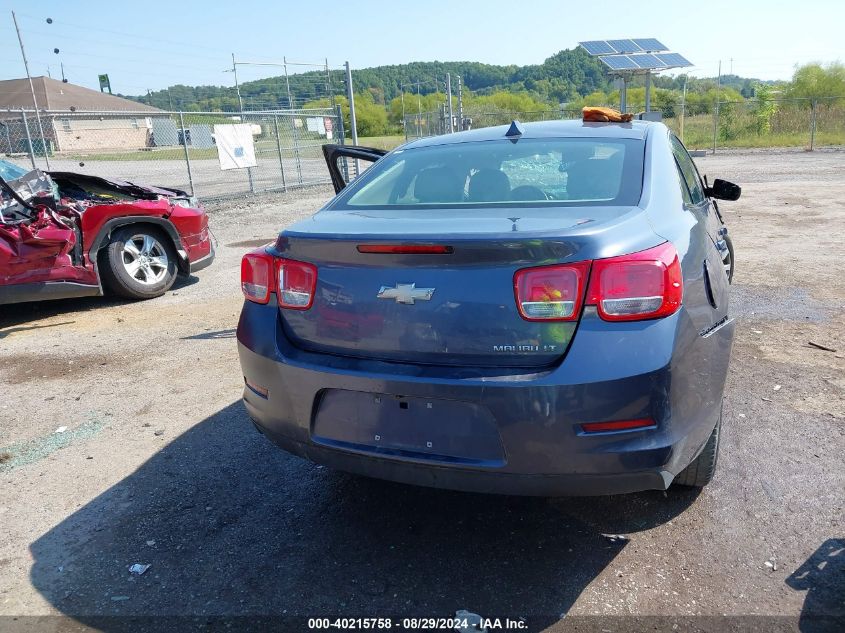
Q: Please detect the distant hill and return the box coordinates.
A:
[124,49,771,112]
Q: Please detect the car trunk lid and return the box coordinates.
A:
[275,206,656,367]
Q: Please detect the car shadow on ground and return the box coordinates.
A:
[181,328,236,340]
[29,401,700,625]
[786,539,845,633]
[0,275,200,330]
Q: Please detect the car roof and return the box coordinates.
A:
[403,119,658,150]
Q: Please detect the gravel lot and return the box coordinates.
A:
[0,149,843,630]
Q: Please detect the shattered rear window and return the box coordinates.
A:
[330,137,645,210]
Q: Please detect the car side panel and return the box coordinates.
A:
[0,210,97,287]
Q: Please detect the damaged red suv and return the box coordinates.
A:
[0,160,214,305]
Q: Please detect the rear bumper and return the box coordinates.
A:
[250,422,672,496]
[237,302,733,496]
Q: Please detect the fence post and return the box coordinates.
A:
[809,99,817,151]
[178,111,195,196]
[344,61,360,178]
[291,112,303,185]
[712,101,719,154]
[273,116,288,192]
[20,109,37,170]
[335,103,349,183]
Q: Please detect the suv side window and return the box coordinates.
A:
[670,134,705,205]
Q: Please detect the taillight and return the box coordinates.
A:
[581,418,656,434]
[241,250,274,304]
[241,250,317,309]
[277,259,317,310]
[586,242,682,321]
[514,261,590,321]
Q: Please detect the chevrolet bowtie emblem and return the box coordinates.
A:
[377,283,435,304]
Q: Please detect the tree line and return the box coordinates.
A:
[122,52,845,138]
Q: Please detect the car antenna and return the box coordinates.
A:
[505,120,523,143]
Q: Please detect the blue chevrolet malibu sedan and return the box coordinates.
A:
[236,118,739,496]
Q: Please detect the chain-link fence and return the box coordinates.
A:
[402,97,845,153]
[0,106,344,200]
[403,109,582,140]
[665,96,845,151]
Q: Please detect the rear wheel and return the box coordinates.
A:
[673,410,722,488]
[100,226,177,299]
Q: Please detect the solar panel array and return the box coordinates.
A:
[601,55,640,71]
[580,40,616,56]
[580,38,669,55]
[580,38,692,72]
[655,53,692,68]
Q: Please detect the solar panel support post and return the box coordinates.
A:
[645,71,652,112]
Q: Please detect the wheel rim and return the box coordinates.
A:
[122,234,168,285]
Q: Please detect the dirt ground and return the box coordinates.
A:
[0,149,843,631]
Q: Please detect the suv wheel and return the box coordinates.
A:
[100,226,177,299]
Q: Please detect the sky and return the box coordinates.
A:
[0,0,843,95]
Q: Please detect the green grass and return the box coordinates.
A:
[61,135,406,162]
[665,111,845,150]
[355,135,406,151]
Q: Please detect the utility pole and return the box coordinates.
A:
[12,11,50,169]
[345,61,359,176]
[325,58,336,109]
[416,82,422,138]
[283,56,294,109]
[232,53,244,112]
[457,75,463,131]
[231,53,253,192]
[401,90,406,140]
[712,60,721,154]
[446,73,454,133]
[344,61,358,146]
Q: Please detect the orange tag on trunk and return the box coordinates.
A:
[583,107,634,122]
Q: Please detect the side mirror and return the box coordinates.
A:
[705,178,741,201]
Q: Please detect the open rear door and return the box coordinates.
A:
[322,144,387,194]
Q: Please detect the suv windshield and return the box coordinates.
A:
[330,137,644,210]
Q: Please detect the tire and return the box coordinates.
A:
[673,410,722,488]
[99,226,178,300]
[722,234,735,283]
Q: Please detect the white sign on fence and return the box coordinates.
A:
[213,123,257,170]
[306,117,326,135]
